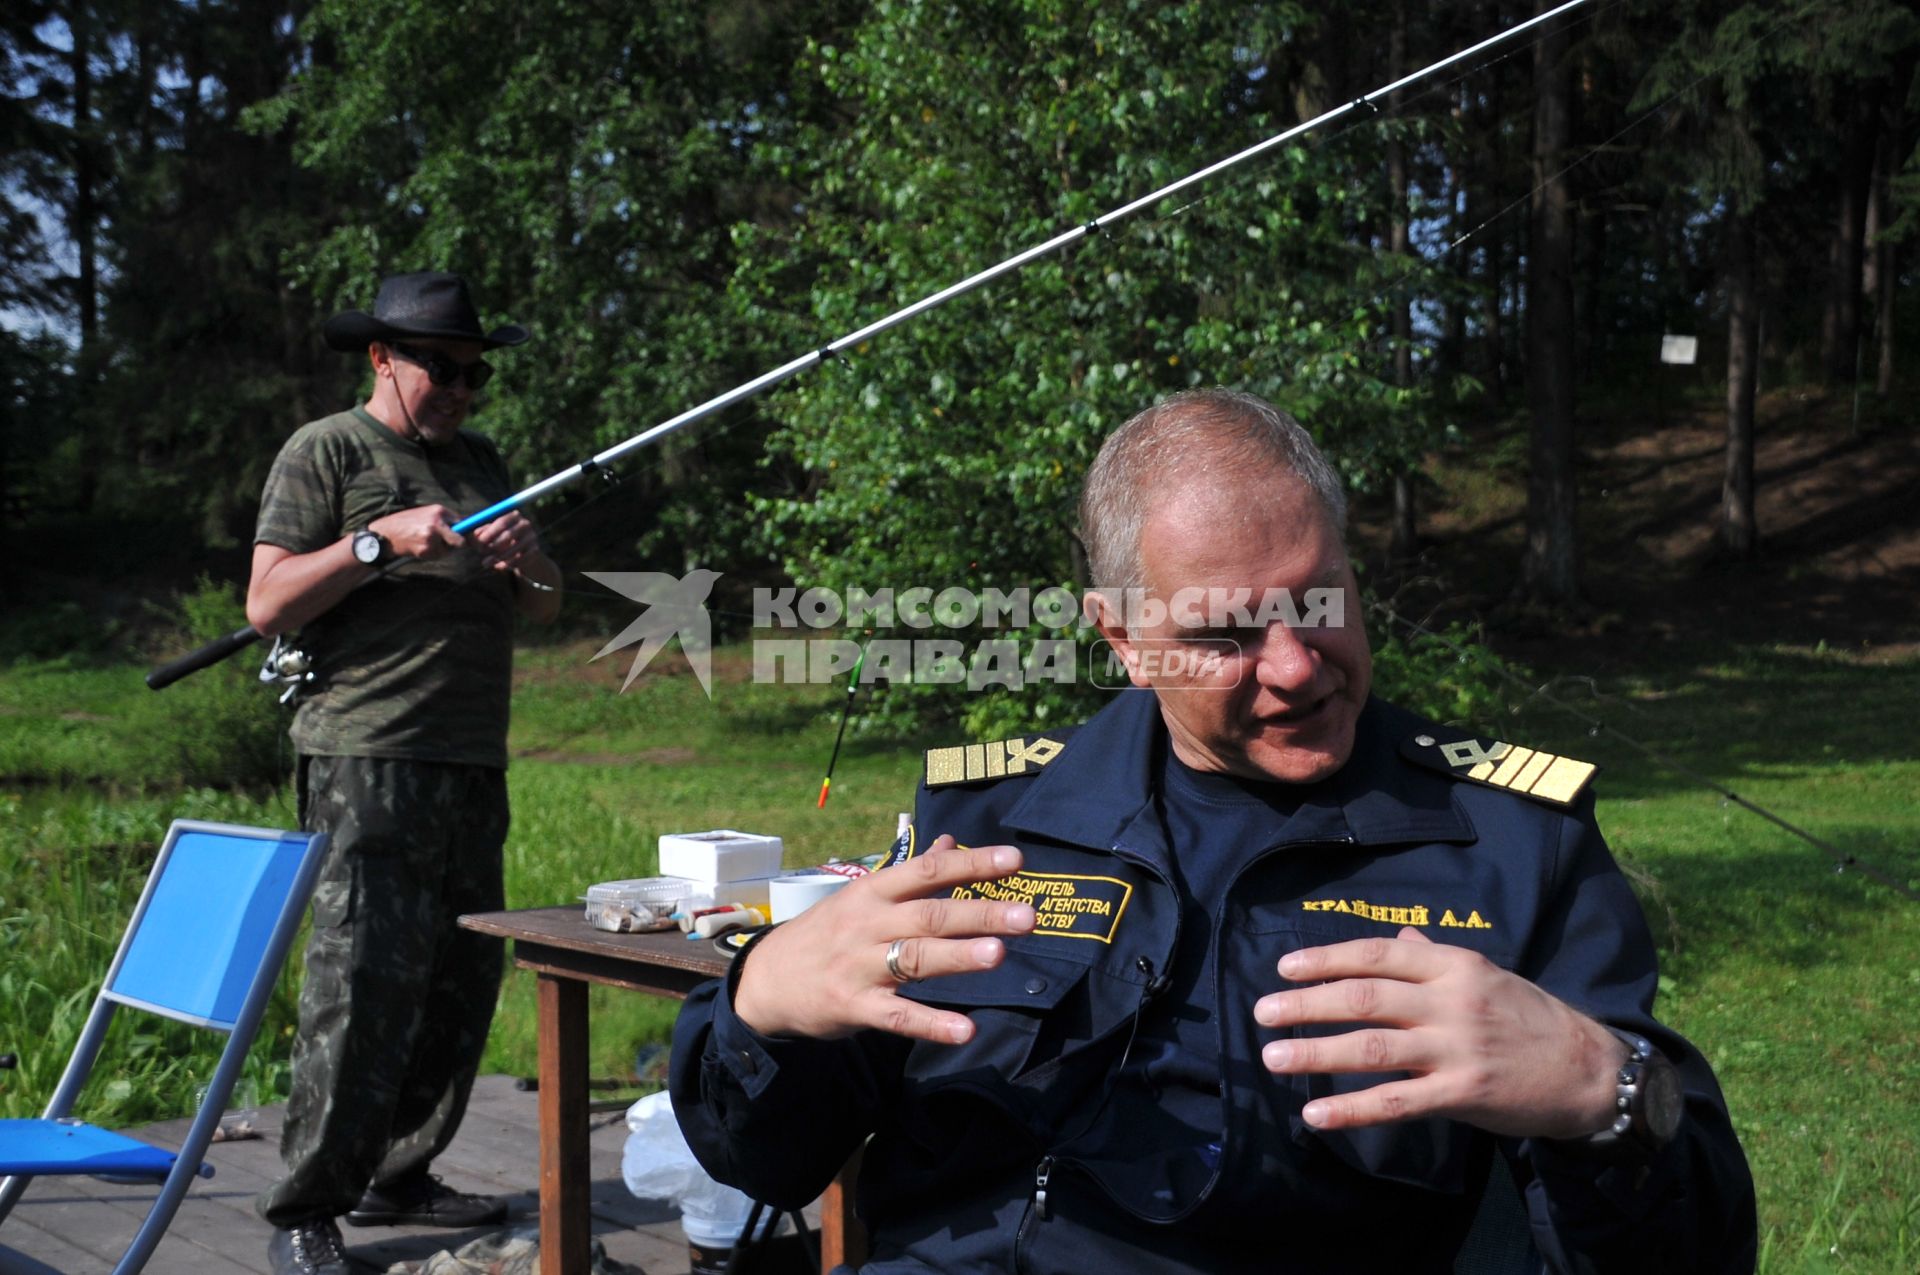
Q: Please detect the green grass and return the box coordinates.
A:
[0,784,300,1126]
[0,640,924,1113]
[485,642,925,1080]
[1493,644,1920,1273]
[3,636,1917,1270]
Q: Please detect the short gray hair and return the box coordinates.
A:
[1078,388,1348,591]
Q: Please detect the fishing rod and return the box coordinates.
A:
[146,0,1595,692]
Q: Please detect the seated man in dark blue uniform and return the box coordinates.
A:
[671,388,1757,1274]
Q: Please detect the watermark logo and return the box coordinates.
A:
[586,569,720,696]
[588,575,1341,695]
[1086,638,1243,689]
[751,584,1342,633]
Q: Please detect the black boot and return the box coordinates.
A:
[267,1218,360,1275]
[345,1172,508,1228]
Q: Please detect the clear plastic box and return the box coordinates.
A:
[584,877,697,933]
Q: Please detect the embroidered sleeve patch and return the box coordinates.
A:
[925,735,1065,787]
[949,871,1132,943]
[1400,731,1597,808]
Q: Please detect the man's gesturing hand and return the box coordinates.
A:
[731,836,1036,1045]
[1254,927,1629,1139]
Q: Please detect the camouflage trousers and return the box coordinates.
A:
[257,754,508,1227]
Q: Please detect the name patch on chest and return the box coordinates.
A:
[951,871,1133,943]
[1300,898,1494,930]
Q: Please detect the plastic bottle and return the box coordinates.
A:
[680,1180,782,1274]
[622,1088,783,1272]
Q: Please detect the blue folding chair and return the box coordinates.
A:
[0,820,328,1274]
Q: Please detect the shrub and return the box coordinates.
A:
[1368,614,1522,730]
[0,599,115,665]
[133,578,289,789]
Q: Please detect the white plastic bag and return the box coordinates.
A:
[621,1090,780,1245]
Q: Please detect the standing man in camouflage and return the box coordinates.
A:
[246,272,562,1275]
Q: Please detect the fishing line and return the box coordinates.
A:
[1131,0,1631,243]
[1443,0,1814,252]
[1369,599,1920,904]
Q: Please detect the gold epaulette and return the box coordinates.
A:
[1400,730,1597,808]
[924,735,1066,788]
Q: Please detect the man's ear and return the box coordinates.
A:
[1085,589,1151,689]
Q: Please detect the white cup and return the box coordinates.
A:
[768,873,853,923]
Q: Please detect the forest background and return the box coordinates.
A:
[3,0,1920,1269]
[5,0,1916,635]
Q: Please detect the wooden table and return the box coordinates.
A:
[459,906,862,1275]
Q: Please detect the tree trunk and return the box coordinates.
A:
[1442,125,1469,380]
[133,7,156,165]
[69,4,96,344]
[1722,210,1759,559]
[1388,0,1417,561]
[1820,92,1877,387]
[1522,0,1578,603]
[1868,117,1898,396]
[1579,196,1605,383]
[69,0,100,513]
[1482,61,1507,411]
[1875,237,1897,397]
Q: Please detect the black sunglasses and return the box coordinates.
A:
[388,342,494,391]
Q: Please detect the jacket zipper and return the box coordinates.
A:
[1211,832,1358,1168]
[1027,833,1362,1233]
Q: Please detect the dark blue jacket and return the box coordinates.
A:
[671,690,1756,1274]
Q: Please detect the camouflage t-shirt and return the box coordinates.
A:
[254,407,518,768]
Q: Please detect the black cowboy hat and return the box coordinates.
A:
[322,271,530,351]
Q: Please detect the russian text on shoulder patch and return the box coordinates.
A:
[882,822,917,869]
[924,735,1066,788]
[1400,730,1596,808]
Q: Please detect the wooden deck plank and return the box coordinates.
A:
[132,1080,660,1234]
[0,1181,258,1275]
[0,1077,704,1274]
[0,1210,118,1274]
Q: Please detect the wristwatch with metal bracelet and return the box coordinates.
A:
[1574,1027,1684,1160]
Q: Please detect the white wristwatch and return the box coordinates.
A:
[351,528,390,566]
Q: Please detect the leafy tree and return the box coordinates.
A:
[1638,0,1920,555]
[254,0,858,578]
[95,0,345,545]
[1522,0,1578,603]
[736,0,1453,735]
[8,0,1915,714]
[1,1,343,545]
[0,3,64,331]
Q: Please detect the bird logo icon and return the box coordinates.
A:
[584,569,722,696]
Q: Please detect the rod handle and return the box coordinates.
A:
[145,625,262,690]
